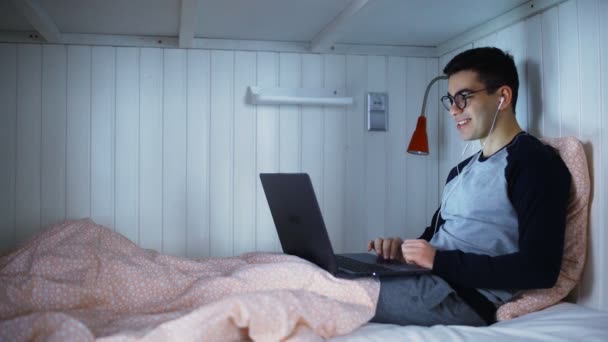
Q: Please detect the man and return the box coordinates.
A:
[368,47,571,326]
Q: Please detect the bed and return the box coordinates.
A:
[1,219,607,341]
[331,303,608,341]
[1,139,603,341]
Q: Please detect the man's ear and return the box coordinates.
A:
[497,86,513,111]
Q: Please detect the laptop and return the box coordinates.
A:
[259,173,431,278]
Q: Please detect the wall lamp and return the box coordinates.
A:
[406,75,447,155]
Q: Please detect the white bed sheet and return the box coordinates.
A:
[330,302,608,342]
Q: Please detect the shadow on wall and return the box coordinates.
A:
[576,141,595,305]
[526,60,543,136]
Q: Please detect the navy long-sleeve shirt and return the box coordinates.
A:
[419,132,571,322]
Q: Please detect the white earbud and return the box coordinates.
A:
[498,96,505,110]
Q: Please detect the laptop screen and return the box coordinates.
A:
[259,173,338,274]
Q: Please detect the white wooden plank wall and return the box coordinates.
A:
[233,51,256,256]
[16,44,42,243]
[0,45,439,258]
[439,0,608,311]
[186,49,211,258]
[209,50,234,257]
[163,49,187,256]
[139,48,163,252]
[115,48,139,246]
[342,56,441,251]
[41,45,67,230]
[66,46,91,226]
[323,55,347,253]
[255,52,280,254]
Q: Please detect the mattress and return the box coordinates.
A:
[330,302,608,341]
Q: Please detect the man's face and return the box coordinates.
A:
[446,70,501,141]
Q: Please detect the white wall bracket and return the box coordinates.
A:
[248,86,353,106]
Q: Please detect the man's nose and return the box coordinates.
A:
[450,102,462,116]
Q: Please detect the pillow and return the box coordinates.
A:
[496,136,591,321]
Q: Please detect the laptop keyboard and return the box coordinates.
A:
[335,255,392,273]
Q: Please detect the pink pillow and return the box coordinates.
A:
[496,137,590,321]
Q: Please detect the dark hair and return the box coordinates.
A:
[443,47,519,112]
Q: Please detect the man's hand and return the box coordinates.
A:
[401,239,436,269]
[367,237,405,262]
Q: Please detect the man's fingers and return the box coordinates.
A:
[402,240,435,270]
[369,237,409,260]
[402,247,414,264]
[382,239,392,258]
[402,244,418,263]
[374,238,383,256]
[402,239,424,247]
[390,239,401,260]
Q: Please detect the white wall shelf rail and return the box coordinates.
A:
[248,86,353,106]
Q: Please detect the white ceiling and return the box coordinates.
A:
[0,0,532,49]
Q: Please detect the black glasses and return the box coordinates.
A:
[441,87,498,111]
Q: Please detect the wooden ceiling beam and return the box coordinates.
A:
[11,0,62,43]
[311,0,375,53]
[179,0,199,48]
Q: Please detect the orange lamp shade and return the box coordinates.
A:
[407,116,429,155]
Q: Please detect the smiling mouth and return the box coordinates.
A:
[457,118,471,127]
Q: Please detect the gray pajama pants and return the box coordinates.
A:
[371,274,488,326]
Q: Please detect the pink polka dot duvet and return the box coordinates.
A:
[0,219,379,341]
